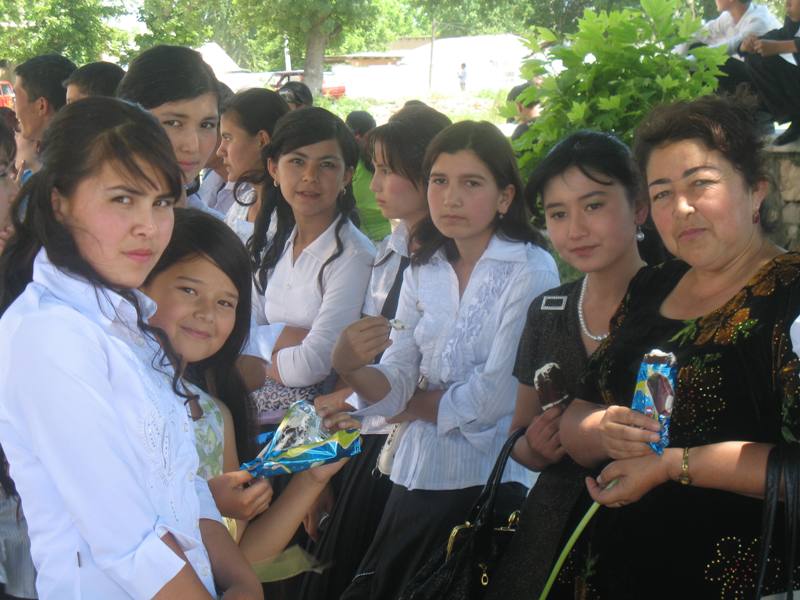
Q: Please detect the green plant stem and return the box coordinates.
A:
[538,479,618,600]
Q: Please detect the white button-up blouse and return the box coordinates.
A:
[248,217,376,387]
[355,236,560,491]
[0,250,220,599]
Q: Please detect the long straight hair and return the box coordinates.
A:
[250,107,360,293]
[145,208,256,459]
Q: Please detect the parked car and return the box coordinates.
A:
[267,70,346,99]
[0,81,14,110]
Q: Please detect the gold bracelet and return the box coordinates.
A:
[678,447,691,485]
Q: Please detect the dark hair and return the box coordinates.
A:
[527,130,642,210]
[366,105,451,191]
[14,54,77,112]
[0,107,17,132]
[633,94,772,230]
[222,88,289,140]
[507,83,538,108]
[251,107,359,293]
[117,45,218,109]
[0,97,184,496]
[216,81,234,109]
[527,130,665,265]
[222,88,290,208]
[345,110,376,136]
[145,208,256,459]
[0,120,15,166]
[278,81,313,108]
[63,61,125,98]
[413,120,546,264]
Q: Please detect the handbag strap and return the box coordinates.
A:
[784,444,800,596]
[755,445,784,599]
[468,428,526,528]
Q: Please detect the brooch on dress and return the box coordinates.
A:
[540,295,568,311]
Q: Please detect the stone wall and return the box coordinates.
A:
[764,146,800,251]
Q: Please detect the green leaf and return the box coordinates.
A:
[596,95,622,110]
[566,100,589,123]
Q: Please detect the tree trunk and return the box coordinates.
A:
[304,20,328,96]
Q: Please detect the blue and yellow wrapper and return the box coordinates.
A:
[242,401,361,478]
[630,349,677,455]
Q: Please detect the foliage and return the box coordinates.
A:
[515,0,727,180]
[314,94,376,119]
[0,0,128,65]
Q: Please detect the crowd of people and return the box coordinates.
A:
[0,4,799,598]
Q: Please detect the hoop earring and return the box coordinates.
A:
[635,226,645,242]
[273,179,279,188]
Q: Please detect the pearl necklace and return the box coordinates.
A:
[578,276,608,342]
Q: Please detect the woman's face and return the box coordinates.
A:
[143,254,238,365]
[52,159,175,288]
[217,112,266,182]
[646,139,765,271]
[268,139,353,223]
[427,150,512,246]
[370,141,427,224]
[543,166,645,274]
[150,92,219,184]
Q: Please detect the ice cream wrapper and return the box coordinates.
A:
[242,400,361,478]
[630,349,677,455]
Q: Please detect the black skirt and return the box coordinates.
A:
[298,433,392,600]
[340,481,526,600]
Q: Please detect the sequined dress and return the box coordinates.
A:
[551,254,800,600]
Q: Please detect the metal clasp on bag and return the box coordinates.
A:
[494,510,520,533]
[446,521,473,559]
[479,562,489,586]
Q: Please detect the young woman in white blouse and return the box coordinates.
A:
[238,107,375,426]
[331,121,560,599]
[218,88,289,244]
[301,104,452,600]
[0,98,261,599]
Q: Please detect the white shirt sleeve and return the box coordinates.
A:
[791,313,800,359]
[354,266,423,418]
[436,265,559,453]
[243,279,285,360]
[4,316,190,598]
[275,247,374,387]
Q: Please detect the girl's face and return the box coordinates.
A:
[52,159,175,288]
[370,141,428,225]
[543,166,646,273]
[143,255,238,365]
[268,139,353,223]
[150,92,219,184]
[646,139,765,271]
[427,149,512,246]
[217,112,266,182]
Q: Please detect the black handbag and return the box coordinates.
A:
[754,443,800,599]
[398,428,526,600]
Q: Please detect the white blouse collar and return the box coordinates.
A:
[431,234,532,265]
[377,221,410,263]
[32,248,157,329]
[286,215,351,263]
